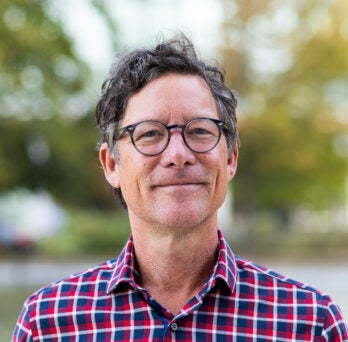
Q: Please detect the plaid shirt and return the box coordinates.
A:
[13,230,347,341]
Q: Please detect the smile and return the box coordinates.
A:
[155,183,204,190]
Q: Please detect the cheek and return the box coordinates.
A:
[212,159,231,196]
[118,159,151,195]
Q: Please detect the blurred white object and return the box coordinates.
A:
[0,188,64,245]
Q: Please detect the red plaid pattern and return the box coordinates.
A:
[13,231,348,341]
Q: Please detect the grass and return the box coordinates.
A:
[0,286,37,341]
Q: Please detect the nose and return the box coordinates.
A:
[160,130,196,168]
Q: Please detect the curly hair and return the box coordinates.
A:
[95,34,239,208]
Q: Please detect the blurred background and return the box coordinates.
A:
[1,0,348,339]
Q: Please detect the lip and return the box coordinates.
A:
[149,171,210,188]
[153,182,205,191]
[158,183,201,187]
[156,181,203,186]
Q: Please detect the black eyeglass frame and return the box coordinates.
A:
[115,117,228,156]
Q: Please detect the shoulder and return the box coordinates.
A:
[235,255,331,301]
[25,257,118,306]
[234,256,348,338]
[13,257,120,340]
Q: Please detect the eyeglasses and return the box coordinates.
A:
[116,117,228,156]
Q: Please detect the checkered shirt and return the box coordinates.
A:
[13,230,348,341]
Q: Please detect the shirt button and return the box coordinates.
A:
[170,322,178,331]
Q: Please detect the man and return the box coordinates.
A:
[13,36,347,341]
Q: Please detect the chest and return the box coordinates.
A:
[31,288,322,341]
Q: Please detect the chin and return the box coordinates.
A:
[156,205,211,230]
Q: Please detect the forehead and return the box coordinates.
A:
[122,73,218,125]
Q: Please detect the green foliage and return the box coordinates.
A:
[39,208,130,258]
[0,0,120,210]
[220,0,348,214]
[236,112,346,211]
[233,216,348,260]
[0,0,88,119]
[0,114,117,209]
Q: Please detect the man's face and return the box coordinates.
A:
[100,73,238,232]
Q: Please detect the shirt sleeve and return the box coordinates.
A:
[321,300,348,341]
[12,300,34,342]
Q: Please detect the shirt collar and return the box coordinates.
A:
[106,229,238,295]
[106,237,140,294]
[212,229,238,294]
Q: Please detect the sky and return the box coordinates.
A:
[50,0,223,80]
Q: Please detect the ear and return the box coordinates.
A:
[227,145,238,181]
[99,143,120,188]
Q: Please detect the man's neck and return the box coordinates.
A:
[131,225,219,315]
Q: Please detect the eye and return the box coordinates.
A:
[185,119,219,140]
[137,130,164,140]
[188,127,213,136]
[186,127,217,140]
[133,123,167,145]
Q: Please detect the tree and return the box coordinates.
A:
[0,0,89,119]
[220,0,348,220]
[0,0,119,209]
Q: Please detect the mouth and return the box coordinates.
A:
[160,183,199,186]
[154,182,205,190]
[149,171,209,189]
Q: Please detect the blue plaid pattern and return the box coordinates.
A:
[13,231,348,341]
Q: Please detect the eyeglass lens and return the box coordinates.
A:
[131,118,221,156]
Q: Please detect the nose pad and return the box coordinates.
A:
[160,131,196,167]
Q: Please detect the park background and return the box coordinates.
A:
[1,0,348,339]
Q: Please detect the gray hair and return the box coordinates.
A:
[96,34,239,208]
